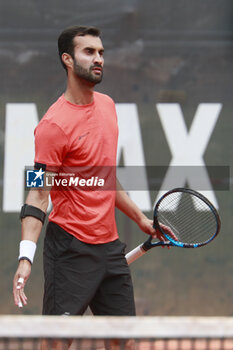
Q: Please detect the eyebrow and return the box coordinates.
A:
[84,46,104,52]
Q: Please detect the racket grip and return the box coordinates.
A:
[125,244,146,265]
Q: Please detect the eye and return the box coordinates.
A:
[86,48,94,55]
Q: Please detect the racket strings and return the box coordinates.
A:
[157,192,218,245]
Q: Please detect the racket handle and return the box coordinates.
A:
[125,244,146,265]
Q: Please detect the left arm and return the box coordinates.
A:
[115,179,178,246]
[115,179,156,236]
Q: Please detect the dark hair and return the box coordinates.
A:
[58,25,101,71]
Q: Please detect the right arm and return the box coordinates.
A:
[13,118,68,308]
[13,187,50,308]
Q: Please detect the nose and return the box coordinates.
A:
[94,52,103,66]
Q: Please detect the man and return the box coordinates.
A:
[13,26,165,350]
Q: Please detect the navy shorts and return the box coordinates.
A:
[42,222,136,316]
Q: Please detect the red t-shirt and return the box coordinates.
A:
[34,92,119,244]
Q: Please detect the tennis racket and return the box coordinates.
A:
[126,188,221,264]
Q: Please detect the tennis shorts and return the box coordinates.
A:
[42,222,136,316]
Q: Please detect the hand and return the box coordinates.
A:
[138,216,168,243]
[138,216,178,248]
[159,223,178,242]
[13,260,31,308]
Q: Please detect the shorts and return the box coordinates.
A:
[42,222,136,316]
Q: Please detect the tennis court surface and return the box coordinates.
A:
[0,316,233,349]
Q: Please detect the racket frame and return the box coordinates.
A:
[125,188,221,264]
[153,187,221,248]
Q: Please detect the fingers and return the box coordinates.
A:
[13,276,28,308]
[16,277,24,308]
[13,260,31,309]
[141,217,176,250]
[167,228,178,241]
[152,228,166,241]
[16,277,24,288]
[159,224,178,241]
[17,278,28,307]
[19,290,28,307]
[150,229,167,249]
[152,226,174,249]
[157,224,180,249]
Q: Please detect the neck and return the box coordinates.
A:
[64,74,95,105]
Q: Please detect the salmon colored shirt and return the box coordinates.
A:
[34,92,119,244]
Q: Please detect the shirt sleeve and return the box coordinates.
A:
[34,120,68,172]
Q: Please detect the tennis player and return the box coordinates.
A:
[12,26,165,350]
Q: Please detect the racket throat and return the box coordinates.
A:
[142,240,152,251]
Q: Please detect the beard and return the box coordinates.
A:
[73,59,103,85]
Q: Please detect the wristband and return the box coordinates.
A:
[18,240,37,265]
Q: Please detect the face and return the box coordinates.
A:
[72,35,104,84]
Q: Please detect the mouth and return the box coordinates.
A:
[92,66,103,75]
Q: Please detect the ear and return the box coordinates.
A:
[61,53,73,70]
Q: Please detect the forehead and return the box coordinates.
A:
[73,35,104,50]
